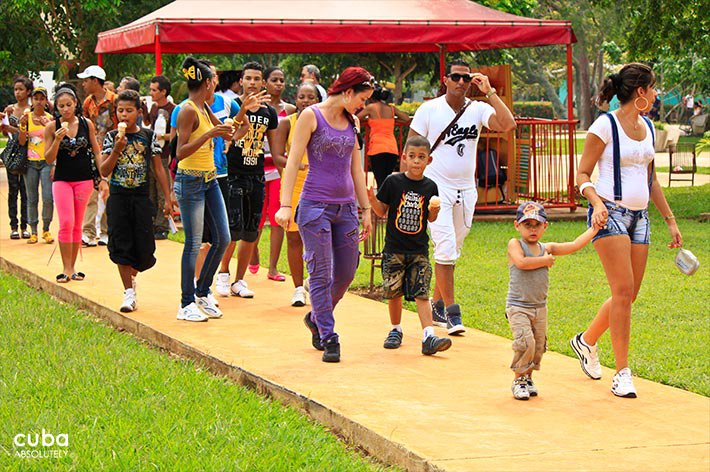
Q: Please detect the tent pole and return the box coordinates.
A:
[566,43,573,120]
[155,23,162,75]
[97,53,103,68]
[439,45,447,83]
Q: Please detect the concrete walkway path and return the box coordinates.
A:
[0,175,708,471]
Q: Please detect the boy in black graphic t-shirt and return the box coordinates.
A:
[223,61,279,299]
[100,90,174,314]
[368,136,452,355]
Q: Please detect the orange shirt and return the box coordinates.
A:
[83,89,117,143]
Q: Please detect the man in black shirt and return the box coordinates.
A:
[368,136,452,355]
[222,61,279,299]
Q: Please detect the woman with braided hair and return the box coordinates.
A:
[173,57,245,322]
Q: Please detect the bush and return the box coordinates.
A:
[514,101,555,119]
[397,101,422,116]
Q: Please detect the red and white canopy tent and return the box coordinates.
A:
[95,0,576,119]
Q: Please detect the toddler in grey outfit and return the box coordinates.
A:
[506,202,597,400]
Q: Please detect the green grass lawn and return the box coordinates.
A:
[0,274,392,471]
[179,185,709,396]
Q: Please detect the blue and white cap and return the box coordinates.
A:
[516,201,547,224]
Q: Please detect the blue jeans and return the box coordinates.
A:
[24,160,54,233]
[588,201,650,245]
[174,173,230,307]
[297,199,360,342]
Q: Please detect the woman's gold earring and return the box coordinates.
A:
[634,96,649,111]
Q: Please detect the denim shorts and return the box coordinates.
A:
[587,201,650,245]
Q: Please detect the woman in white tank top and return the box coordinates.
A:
[570,63,682,399]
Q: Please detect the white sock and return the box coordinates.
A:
[124,288,135,296]
[423,326,434,340]
[392,324,402,333]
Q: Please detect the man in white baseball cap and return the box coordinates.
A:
[77,64,115,247]
[77,65,107,81]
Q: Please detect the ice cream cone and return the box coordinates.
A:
[429,196,441,208]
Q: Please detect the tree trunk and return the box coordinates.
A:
[574,49,593,129]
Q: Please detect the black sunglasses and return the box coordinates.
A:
[448,73,473,83]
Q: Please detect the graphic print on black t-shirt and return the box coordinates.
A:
[377,173,438,255]
[396,191,425,234]
[228,100,278,175]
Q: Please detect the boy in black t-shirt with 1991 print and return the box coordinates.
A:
[368,136,452,355]
[100,90,175,314]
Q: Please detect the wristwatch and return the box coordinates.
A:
[485,88,497,99]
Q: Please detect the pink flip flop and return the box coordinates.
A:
[248,264,259,274]
[267,273,286,282]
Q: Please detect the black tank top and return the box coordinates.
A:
[53,116,94,182]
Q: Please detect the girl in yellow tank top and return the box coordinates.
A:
[271,82,319,306]
[178,99,215,172]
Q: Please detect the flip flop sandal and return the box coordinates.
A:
[71,272,86,281]
[267,273,286,282]
[248,264,260,274]
[56,274,70,283]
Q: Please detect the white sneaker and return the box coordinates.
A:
[291,286,307,307]
[206,291,220,308]
[177,302,209,322]
[611,367,637,398]
[119,289,137,313]
[195,295,223,318]
[215,272,231,297]
[512,375,530,401]
[570,332,602,380]
[98,234,109,246]
[230,280,254,298]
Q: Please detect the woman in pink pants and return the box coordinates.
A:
[44,84,101,283]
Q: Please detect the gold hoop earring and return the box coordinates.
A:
[634,96,649,111]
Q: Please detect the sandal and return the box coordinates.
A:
[71,272,85,281]
[56,274,70,283]
[267,273,286,282]
[248,264,260,274]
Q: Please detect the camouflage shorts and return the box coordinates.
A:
[381,253,432,301]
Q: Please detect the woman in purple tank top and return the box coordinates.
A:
[276,67,374,363]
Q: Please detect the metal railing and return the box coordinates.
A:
[361,117,579,211]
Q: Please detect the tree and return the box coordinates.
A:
[1,0,171,83]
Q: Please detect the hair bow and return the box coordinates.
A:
[182,65,202,81]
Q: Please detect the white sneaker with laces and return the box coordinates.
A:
[195,295,223,318]
[512,375,530,400]
[215,272,231,297]
[570,332,602,380]
[291,286,307,307]
[177,302,208,322]
[120,289,137,313]
[611,367,637,398]
[206,291,220,307]
[231,280,254,298]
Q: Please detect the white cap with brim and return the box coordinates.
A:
[77,65,106,81]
